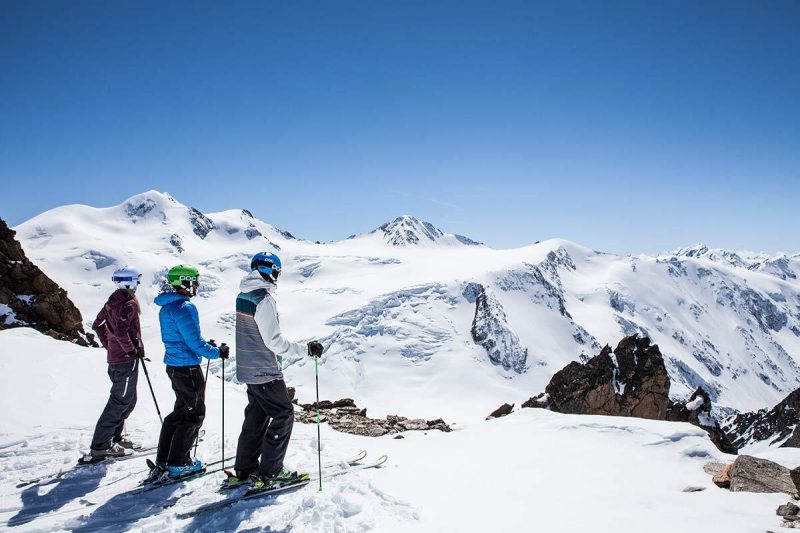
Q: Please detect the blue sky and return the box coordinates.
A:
[1,1,798,253]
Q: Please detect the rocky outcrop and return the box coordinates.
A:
[706,456,800,498]
[189,207,217,239]
[469,284,528,373]
[728,455,798,497]
[778,502,800,518]
[295,398,451,437]
[543,336,671,418]
[522,335,735,453]
[487,403,514,420]
[0,218,95,346]
[724,387,800,450]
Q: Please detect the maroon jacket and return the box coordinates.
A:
[92,289,143,364]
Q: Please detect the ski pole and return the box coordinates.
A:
[314,353,322,491]
[140,357,163,424]
[221,354,225,469]
[193,358,210,459]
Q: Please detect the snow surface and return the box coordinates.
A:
[0,328,791,532]
[3,190,800,531]
[11,190,800,417]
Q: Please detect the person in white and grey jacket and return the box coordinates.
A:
[227,252,323,488]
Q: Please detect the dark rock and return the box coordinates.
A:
[682,486,705,492]
[470,284,528,373]
[524,335,734,453]
[729,455,797,497]
[726,388,800,450]
[301,398,357,411]
[295,398,451,437]
[778,503,800,517]
[521,393,549,409]
[0,218,96,346]
[545,338,671,419]
[189,207,216,239]
[486,403,514,420]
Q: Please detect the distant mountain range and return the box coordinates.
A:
[8,191,800,436]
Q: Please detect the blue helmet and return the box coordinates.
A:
[251,252,282,283]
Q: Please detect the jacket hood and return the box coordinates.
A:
[109,288,134,305]
[155,291,190,307]
[240,270,276,294]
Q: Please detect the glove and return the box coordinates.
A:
[219,343,230,359]
[208,339,218,347]
[307,341,324,358]
[128,341,145,359]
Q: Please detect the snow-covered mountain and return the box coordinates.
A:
[11,190,800,421]
[4,190,800,531]
[346,215,483,247]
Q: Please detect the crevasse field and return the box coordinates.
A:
[1,190,799,532]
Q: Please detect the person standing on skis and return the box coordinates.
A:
[224,252,323,489]
[88,266,145,460]
[147,264,229,482]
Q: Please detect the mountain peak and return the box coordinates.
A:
[359,215,482,247]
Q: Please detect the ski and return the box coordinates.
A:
[314,453,388,483]
[16,445,158,488]
[219,449,368,491]
[176,478,310,518]
[175,454,388,519]
[16,430,208,488]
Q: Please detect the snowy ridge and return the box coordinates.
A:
[10,191,800,419]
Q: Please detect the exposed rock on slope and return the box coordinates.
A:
[724,387,800,449]
[0,218,95,346]
[295,398,451,437]
[523,335,735,452]
[468,283,528,373]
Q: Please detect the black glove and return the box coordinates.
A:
[208,339,218,347]
[307,341,324,358]
[219,343,230,359]
[128,341,145,359]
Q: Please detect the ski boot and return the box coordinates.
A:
[220,470,252,491]
[113,437,139,450]
[90,442,129,459]
[143,460,168,484]
[250,467,309,491]
[166,459,205,480]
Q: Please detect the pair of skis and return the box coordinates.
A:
[175,451,388,519]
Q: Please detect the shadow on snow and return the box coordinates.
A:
[7,463,110,527]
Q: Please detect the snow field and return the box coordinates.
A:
[0,328,794,532]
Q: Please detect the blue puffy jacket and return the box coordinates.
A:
[155,291,220,367]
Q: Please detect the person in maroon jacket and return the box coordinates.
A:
[89,266,145,458]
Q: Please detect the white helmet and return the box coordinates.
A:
[112,266,142,290]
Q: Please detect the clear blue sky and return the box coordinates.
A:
[1,1,798,254]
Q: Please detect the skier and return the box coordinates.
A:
[223,252,324,489]
[89,266,144,459]
[147,264,229,482]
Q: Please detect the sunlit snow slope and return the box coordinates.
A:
[11,190,800,420]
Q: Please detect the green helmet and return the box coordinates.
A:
[167,264,200,289]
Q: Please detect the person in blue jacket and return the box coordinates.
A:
[147,264,229,482]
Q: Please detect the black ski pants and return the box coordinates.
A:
[91,360,139,450]
[156,365,205,466]
[234,379,294,477]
